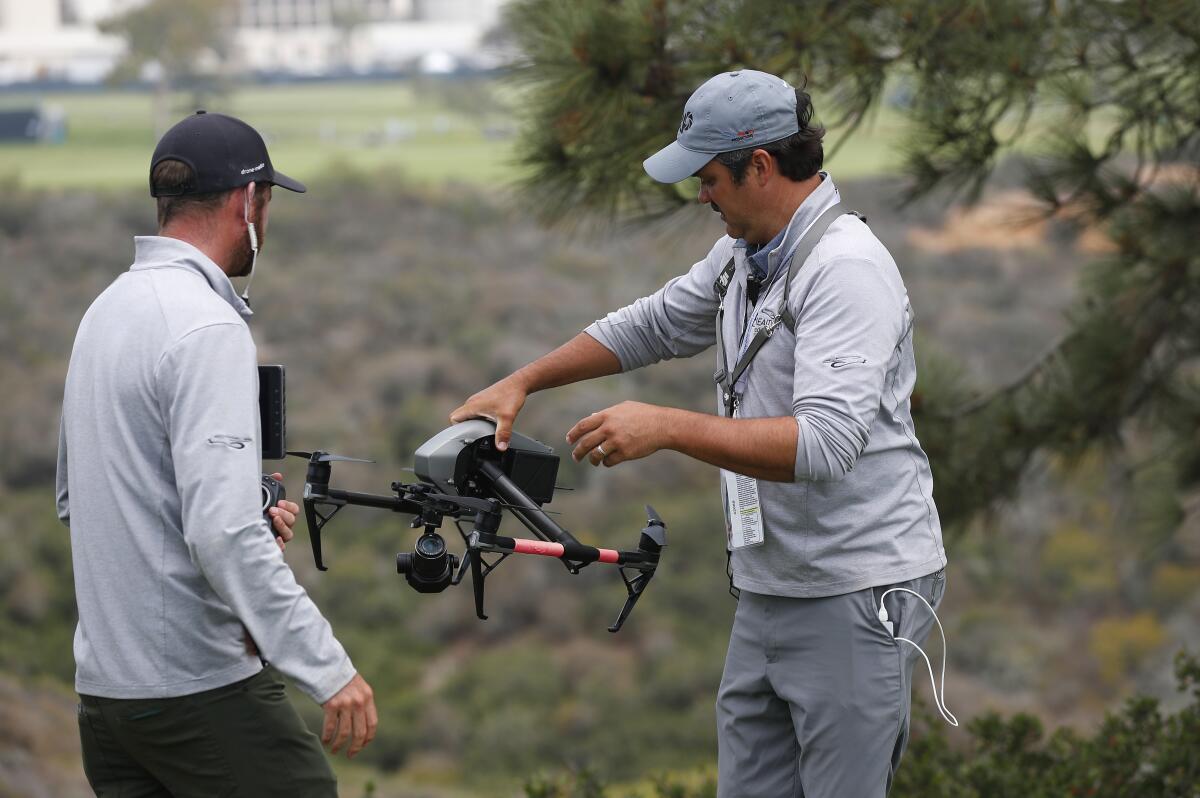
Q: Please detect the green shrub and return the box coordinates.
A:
[1149,562,1200,610]
[1039,523,1118,600]
[529,652,1200,798]
[1089,614,1168,687]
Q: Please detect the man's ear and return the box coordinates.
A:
[236,181,268,223]
[750,149,774,186]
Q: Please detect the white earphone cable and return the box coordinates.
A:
[241,183,259,303]
[878,586,958,727]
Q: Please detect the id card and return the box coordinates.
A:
[723,469,765,549]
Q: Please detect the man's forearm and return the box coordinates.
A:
[512,332,621,393]
[663,409,797,482]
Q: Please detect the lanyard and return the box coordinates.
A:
[712,203,846,417]
[731,291,783,396]
[713,277,781,417]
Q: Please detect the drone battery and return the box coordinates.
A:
[502,448,558,505]
[258,365,286,460]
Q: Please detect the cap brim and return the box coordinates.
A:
[643,140,715,183]
[270,170,307,193]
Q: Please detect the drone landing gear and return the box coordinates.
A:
[453,547,510,621]
[303,498,344,572]
[610,567,656,634]
[456,505,666,633]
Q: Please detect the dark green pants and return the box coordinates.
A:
[77,666,336,798]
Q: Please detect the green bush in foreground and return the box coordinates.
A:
[529,652,1200,798]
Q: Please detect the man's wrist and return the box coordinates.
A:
[506,368,536,396]
[658,406,686,452]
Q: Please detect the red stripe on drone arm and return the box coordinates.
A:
[512,539,566,558]
[597,548,620,564]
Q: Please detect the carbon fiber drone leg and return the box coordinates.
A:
[608,569,654,633]
[470,549,487,620]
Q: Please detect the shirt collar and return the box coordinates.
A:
[737,171,839,283]
[745,226,787,281]
[129,236,253,319]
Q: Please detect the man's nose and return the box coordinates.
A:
[697,184,709,204]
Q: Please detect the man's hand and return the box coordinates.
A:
[450,334,621,451]
[321,672,378,759]
[265,472,299,552]
[449,375,529,451]
[566,401,676,466]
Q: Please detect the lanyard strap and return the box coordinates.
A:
[713,203,847,417]
[712,258,738,417]
[778,203,848,332]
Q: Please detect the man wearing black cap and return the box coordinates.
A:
[56,111,376,796]
[453,71,949,796]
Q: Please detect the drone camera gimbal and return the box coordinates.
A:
[290,420,667,632]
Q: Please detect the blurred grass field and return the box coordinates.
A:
[0,79,910,191]
[0,81,519,189]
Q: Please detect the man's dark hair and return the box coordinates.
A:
[151,160,228,229]
[715,89,825,185]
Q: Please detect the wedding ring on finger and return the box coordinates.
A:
[598,443,607,456]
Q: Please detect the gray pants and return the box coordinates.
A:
[716,570,946,798]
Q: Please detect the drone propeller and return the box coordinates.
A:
[286,450,375,464]
[423,491,497,514]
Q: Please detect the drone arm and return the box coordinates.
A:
[476,460,580,546]
[467,528,662,634]
[323,488,424,515]
[472,532,658,571]
[302,486,425,570]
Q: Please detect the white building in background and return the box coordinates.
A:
[0,0,124,84]
[0,0,508,85]
[234,0,507,76]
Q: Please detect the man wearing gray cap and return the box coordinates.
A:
[57,111,376,796]
[453,69,949,796]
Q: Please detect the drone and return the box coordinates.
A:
[288,420,667,633]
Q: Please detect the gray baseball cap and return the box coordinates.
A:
[643,69,799,184]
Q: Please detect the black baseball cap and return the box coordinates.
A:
[149,110,306,197]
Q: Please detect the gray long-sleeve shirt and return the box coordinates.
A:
[56,236,355,702]
[586,175,946,597]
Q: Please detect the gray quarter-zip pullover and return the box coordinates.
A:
[56,236,355,702]
[586,175,946,597]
